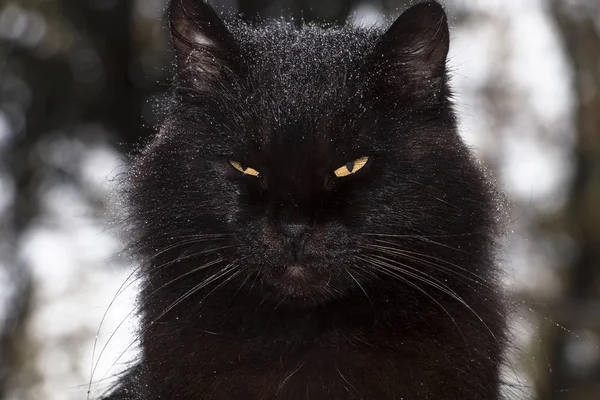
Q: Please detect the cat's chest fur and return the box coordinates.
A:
[135,292,500,400]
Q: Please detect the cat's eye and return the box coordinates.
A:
[229,160,261,177]
[334,156,369,178]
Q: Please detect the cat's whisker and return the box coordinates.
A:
[248,266,261,294]
[229,264,253,304]
[148,257,227,295]
[360,241,531,313]
[150,243,236,265]
[359,254,463,305]
[276,361,307,395]
[148,260,239,325]
[350,260,380,281]
[196,267,244,309]
[163,233,230,240]
[273,293,288,311]
[355,256,471,351]
[88,264,143,398]
[146,236,229,261]
[91,242,237,356]
[359,253,500,346]
[105,245,237,300]
[98,261,240,385]
[345,269,371,304]
[414,236,476,256]
[337,368,360,397]
[94,259,239,389]
[87,368,132,399]
[357,257,498,360]
[367,240,480,272]
[97,241,235,308]
[361,231,485,240]
[362,253,475,309]
[359,242,529,329]
[90,257,227,392]
[359,243,496,291]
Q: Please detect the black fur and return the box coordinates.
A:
[104,0,507,398]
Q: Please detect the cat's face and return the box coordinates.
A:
[130,0,493,306]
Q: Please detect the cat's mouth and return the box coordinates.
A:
[281,264,311,282]
[277,263,326,286]
[266,263,337,302]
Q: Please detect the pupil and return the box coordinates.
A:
[345,161,355,172]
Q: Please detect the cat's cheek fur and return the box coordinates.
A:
[103,1,508,399]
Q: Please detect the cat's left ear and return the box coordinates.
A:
[169,0,241,86]
[371,1,449,84]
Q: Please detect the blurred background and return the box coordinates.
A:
[0,0,599,399]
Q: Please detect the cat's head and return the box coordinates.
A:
[128,0,497,306]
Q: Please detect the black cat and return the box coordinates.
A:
[102,0,507,398]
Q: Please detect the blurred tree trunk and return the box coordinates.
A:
[539,1,600,399]
[0,266,32,400]
[0,0,161,397]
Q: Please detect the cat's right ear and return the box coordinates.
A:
[169,0,241,87]
[369,1,449,92]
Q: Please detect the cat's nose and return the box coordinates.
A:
[278,222,311,241]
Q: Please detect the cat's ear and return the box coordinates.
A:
[169,0,241,86]
[371,1,449,83]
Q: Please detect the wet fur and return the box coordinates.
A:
[102,1,507,399]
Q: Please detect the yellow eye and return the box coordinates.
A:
[334,156,369,178]
[229,160,261,177]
